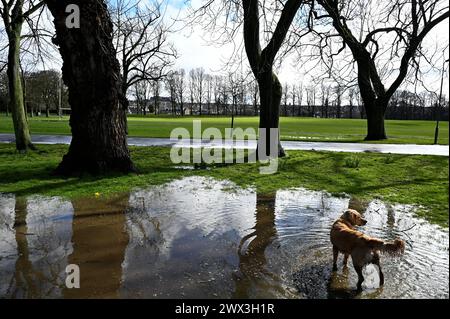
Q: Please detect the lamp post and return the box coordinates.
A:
[434,55,449,145]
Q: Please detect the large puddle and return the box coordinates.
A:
[0,177,448,299]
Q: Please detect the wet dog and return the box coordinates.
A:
[330,209,405,290]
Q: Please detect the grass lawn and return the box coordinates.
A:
[0,143,447,227]
[0,114,448,145]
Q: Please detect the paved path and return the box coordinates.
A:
[0,133,448,156]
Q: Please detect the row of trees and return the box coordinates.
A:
[3,66,446,122]
[2,65,447,122]
[0,70,69,116]
[132,67,448,121]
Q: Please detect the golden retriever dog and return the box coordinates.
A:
[330,209,405,290]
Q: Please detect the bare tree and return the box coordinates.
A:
[46,0,135,174]
[132,80,150,115]
[164,71,177,115]
[220,75,230,115]
[295,83,304,116]
[174,68,185,115]
[192,67,205,115]
[205,74,213,115]
[188,69,195,115]
[151,78,160,114]
[0,0,45,151]
[191,0,309,157]
[242,0,306,156]
[306,85,316,117]
[249,79,259,116]
[111,0,176,106]
[311,0,449,139]
[282,82,289,116]
[25,69,60,117]
[348,86,357,118]
[213,75,222,115]
[291,84,297,116]
[320,81,330,118]
[334,83,342,118]
[228,71,239,128]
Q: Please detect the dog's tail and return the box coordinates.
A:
[367,238,405,256]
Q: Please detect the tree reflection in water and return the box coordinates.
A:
[64,194,130,298]
[233,192,285,298]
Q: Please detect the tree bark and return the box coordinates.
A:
[7,26,34,152]
[46,0,135,175]
[258,71,285,157]
[364,100,388,140]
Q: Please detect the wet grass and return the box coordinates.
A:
[0,114,448,144]
[0,143,447,227]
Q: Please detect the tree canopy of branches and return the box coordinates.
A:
[191,0,308,157]
[0,0,45,151]
[110,0,176,105]
[310,0,449,140]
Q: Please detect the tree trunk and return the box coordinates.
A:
[257,71,285,158]
[7,27,34,152]
[364,100,387,140]
[46,0,135,175]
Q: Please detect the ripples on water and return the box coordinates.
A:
[0,176,448,298]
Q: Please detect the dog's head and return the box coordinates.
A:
[341,209,367,226]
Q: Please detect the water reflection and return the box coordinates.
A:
[0,194,17,297]
[12,198,37,298]
[0,196,73,298]
[0,177,448,299]
[120,177,256,298]
[63,194,130,298]
[233,193,283,298]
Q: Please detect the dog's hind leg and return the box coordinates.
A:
[372,252,384,286]
[343,254,349,268]
[354,265,364,291]
[332,245,339,271]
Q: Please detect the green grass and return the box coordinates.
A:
[0,114,448,144]
[0,143,447,227]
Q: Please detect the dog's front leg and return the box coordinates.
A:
[332,246,339,271]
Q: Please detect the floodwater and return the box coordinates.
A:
[0,133,448,156]
[0,176,448,299]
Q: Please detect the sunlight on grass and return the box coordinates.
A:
[0,114,448,145]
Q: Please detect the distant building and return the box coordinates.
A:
[128,96,172,115]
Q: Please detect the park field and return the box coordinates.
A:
[0,114,448,145]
